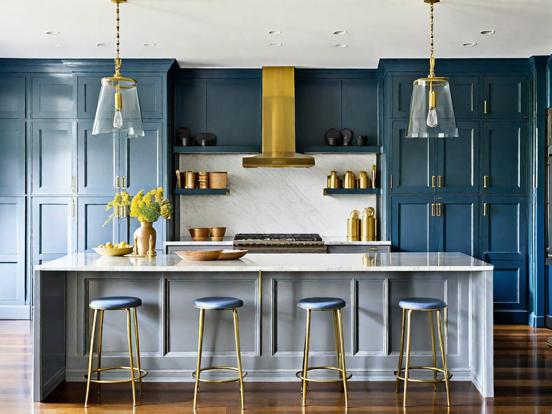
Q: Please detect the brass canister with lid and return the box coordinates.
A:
[343,171,356,189]
[327,170,341,189]
[347,210,361,241]
[361,207,377,241]
[358,171,371,189]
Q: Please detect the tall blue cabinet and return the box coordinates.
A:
[0,59,176,319]
[383,59,534,324]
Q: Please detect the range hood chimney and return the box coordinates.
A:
[243,67,315,168]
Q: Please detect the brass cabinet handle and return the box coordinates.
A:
[431,203,436,217]
[483,175,490,189]
[431,175,436,188]
[115,175,120,189]
[484,100,489,114]
[438,175,444,188]
[71,176,77,193]
[122,176,127,189]
[483,202,489,217]
[437,203,443,217]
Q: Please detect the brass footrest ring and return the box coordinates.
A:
[192,366,248,383]
[84,366,148,384]
[295,366,352,383]
[395,366,452,384]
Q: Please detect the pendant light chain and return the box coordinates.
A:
[428,1,435,78]
[114,1,121,76]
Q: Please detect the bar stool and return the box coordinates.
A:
[192,296,246,410]
[395,297,451,407]
[84,296,148,407]
[297,297,350,408]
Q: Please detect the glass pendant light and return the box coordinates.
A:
[406,0,458,138]
[92,0,144,138]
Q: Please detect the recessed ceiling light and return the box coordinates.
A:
[269,42,283,47]
[96,42,106,47]
[143,42,157,47]
[333,30,347,35]
[268,30,282,35]
[334,43,348,48]
[462,42,478,47]
[480,29,495,36]
[44,30,60,36]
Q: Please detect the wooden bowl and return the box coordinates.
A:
[175,250,222,261]
[218,249,248,260]
[189,227,210,241]
[94,247,134,257]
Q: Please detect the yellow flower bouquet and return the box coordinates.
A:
[130,187,173,223]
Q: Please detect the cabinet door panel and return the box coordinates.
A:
[391,74,421,119]
[435,195,478,256]
[436,121,478,193]
[32,197,74,264]
[0,197,26,311]
[77,75,102,118]
[483,76,527,119]
[391,195,433,252]
[391,121,433,193]
[31,74,74,119]
[32,121,75,194]
[127,74,163,119]
[0,120,26,194]
[0,76,26,118]
[121,122,163,193]
[482,121,526,194]
[78,197,116,251]
[448,76,478,119]
[77,121,117,194]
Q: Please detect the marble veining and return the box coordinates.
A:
[36,252,493,272]
[178,154,378,238]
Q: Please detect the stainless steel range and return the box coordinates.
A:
[233,234,327,253]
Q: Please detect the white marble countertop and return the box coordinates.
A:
[36,252,492,272]
[164,237,391,246]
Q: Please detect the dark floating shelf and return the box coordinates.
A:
[174,188,229,195]
[174,145,260,154]
[303,146,382,154]
[323,188,381,196]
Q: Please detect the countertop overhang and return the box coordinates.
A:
[35,252,493,272]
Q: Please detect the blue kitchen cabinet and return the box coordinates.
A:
[391,195,434,252]
[31,121,76,195]
[482,75,528,119]
[390,74,422,119]
[31,74,75,119]
[481,121,527,194]
[434,121,479,193]
[448,76,479,119]
[0,76,26,118]
[0,197,27,319]
[433,194,479,256]
[77,197,116,251]
[31,197,76,265]
[77,120,117,195]
[390,121,433,193]
[76,75,102,118]
[480,195,528,323]
[0,120,26,195]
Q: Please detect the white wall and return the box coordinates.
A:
[178,154,378,238]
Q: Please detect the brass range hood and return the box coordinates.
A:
[243,67,315,168]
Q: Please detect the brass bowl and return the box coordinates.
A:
[210,227,226,239]
[176,250,222,261]
[189,227,210,241]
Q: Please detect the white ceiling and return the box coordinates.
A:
[1,0,551,68]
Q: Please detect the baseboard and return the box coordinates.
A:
[528,312,545,328]
[0,305,30,320]
[494,310,529,325]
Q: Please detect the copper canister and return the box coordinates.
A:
[347,210,361,241]
[344,171,356,189]
[328,171,341,189]
[358,171,371,189]
[198,171,209,189]
[185,171,197,189]
[361,207,376,241]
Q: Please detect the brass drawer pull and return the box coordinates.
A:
[483,203,489,217]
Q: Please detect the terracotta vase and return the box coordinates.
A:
[133,221,156,256]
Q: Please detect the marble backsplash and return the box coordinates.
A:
[177,154,378,238]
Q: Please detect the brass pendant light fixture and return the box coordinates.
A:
[406,0,458,138]
[92,0,144,138]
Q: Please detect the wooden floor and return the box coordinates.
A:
[3,322,552,413]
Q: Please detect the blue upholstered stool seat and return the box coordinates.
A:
[298,297,346,310]
[89,296,142,310]
[398,297,446,310]
[194,296,244,310]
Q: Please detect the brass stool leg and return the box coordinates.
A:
[133,307,143,397]
[84,309,98,408]
[332,310,343,391]
[126,309,137,407]
[428,310,437,391]
[395,308,406,393]
[232,308,245,411]
[336,309,349,408]
[301,309,312,407]
[402,309,413,407]
[193,308,205,410]
[437,309,451,407]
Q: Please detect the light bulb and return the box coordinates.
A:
[426,107,438,128]
[113,110,123,129]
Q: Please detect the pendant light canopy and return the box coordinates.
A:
[92,0,144,138]
[406,0,458,139]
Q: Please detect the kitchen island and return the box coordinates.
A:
[33,252,493,401]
